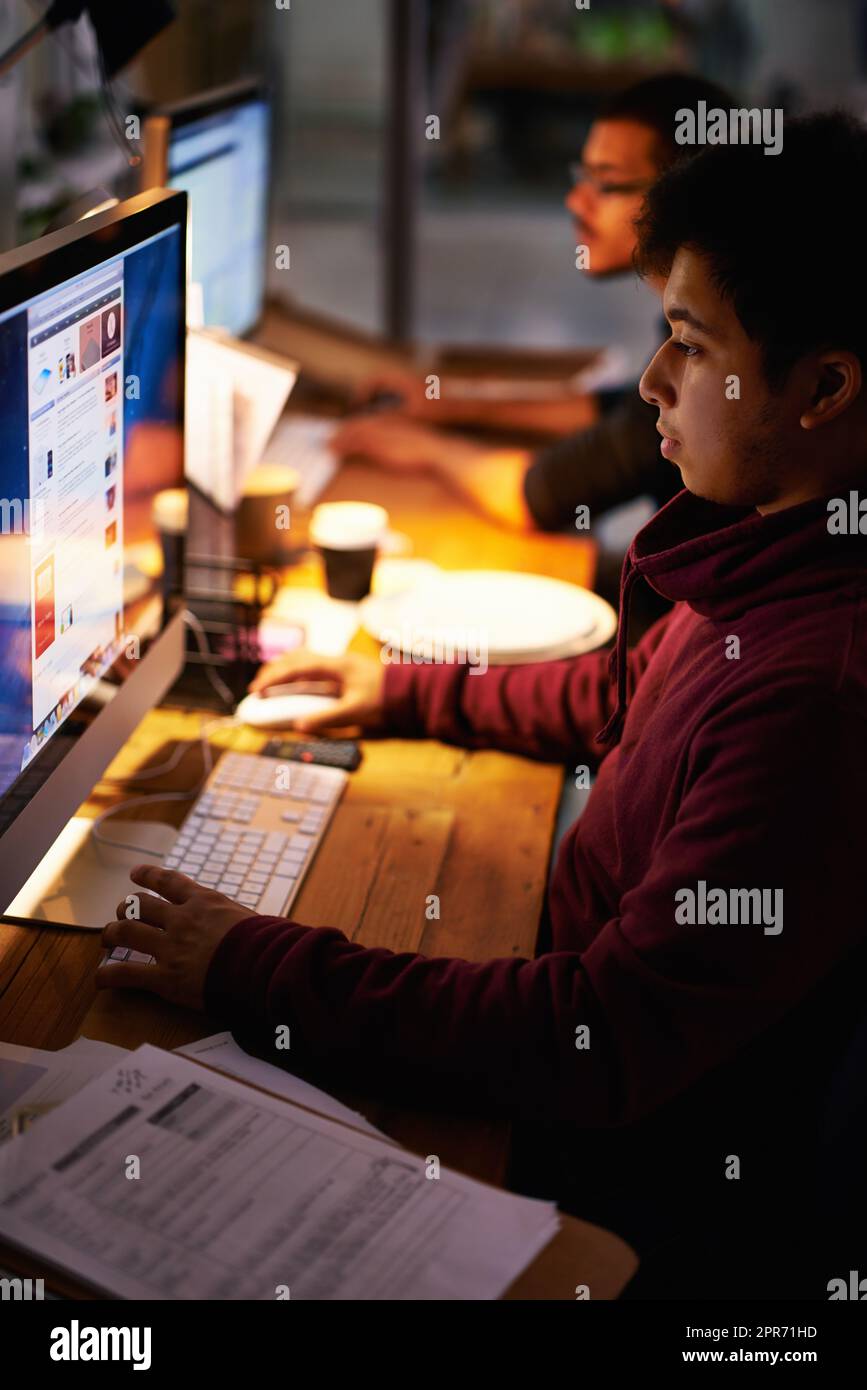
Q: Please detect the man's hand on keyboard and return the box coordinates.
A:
[248,650,386,733]
[96,866,255,1011]
[331,413,490,484]
[331,415,447,470]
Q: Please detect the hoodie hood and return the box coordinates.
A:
[596,488,867,746]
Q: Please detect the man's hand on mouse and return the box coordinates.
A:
[248,649,387,733]
[97,867,254,1010]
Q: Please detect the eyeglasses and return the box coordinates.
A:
[568,163,654,197]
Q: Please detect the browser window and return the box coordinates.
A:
[167,98,269,337]
[25,264,126,756]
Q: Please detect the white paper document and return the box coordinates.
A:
[0,1044,558,1300]
[185,330,298,512]
[176,1032,385,1139]
[0,1037,128,1145]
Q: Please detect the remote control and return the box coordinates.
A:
[263,737,362,771]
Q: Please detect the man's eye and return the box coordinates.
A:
[673,341,700,357]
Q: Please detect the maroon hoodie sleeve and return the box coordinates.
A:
[204,684,867,1130]
[380,609,672,762]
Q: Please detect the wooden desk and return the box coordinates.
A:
[0,466,637,1298]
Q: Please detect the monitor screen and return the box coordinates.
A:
[0,194,186,842]
[166,90,269,338]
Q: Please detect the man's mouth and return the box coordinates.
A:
[657,423,682,459]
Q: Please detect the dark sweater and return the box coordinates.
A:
[206,491,867,1167]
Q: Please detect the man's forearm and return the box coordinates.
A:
[436,440,536,530]
[430,392,598,437]
[381,609,674,759]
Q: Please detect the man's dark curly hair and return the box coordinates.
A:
[635,111,867,389]
[602,73,736,169]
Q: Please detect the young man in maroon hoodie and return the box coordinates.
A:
[99,113,867,1299]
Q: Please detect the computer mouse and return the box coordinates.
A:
[235,692,340,729]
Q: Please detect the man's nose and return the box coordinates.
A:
[639,345,674,407]
[566,183,592,220]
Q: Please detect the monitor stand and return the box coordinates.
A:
[2,817,177,931]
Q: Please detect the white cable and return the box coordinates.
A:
[100,713,239,785]
[181,607,237,708]
[90,607,245,850]
[100,602,241,784]
[90,715,239,855]
[99,735,196,784]
[90,789,205,857]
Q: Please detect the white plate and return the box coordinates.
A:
[360,569,616,665]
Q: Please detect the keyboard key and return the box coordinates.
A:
[289,834,314,851]
[276,867,303,885]
[256,876,295,916]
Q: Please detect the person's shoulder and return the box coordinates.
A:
[745,586,867,693]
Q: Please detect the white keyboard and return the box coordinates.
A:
[264,414,339,509]
[108,750,347,963]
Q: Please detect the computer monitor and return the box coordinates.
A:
[142,80,270,339]
[0,189,188,916]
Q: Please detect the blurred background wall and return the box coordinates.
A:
[2,0,866,374]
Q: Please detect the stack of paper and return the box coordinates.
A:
[176,1032,384,1138]
[0,1037,127,1145]
[0,1044,558,1300]
[185,330,298,513]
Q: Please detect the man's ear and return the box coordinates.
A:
[800,352,862,430]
